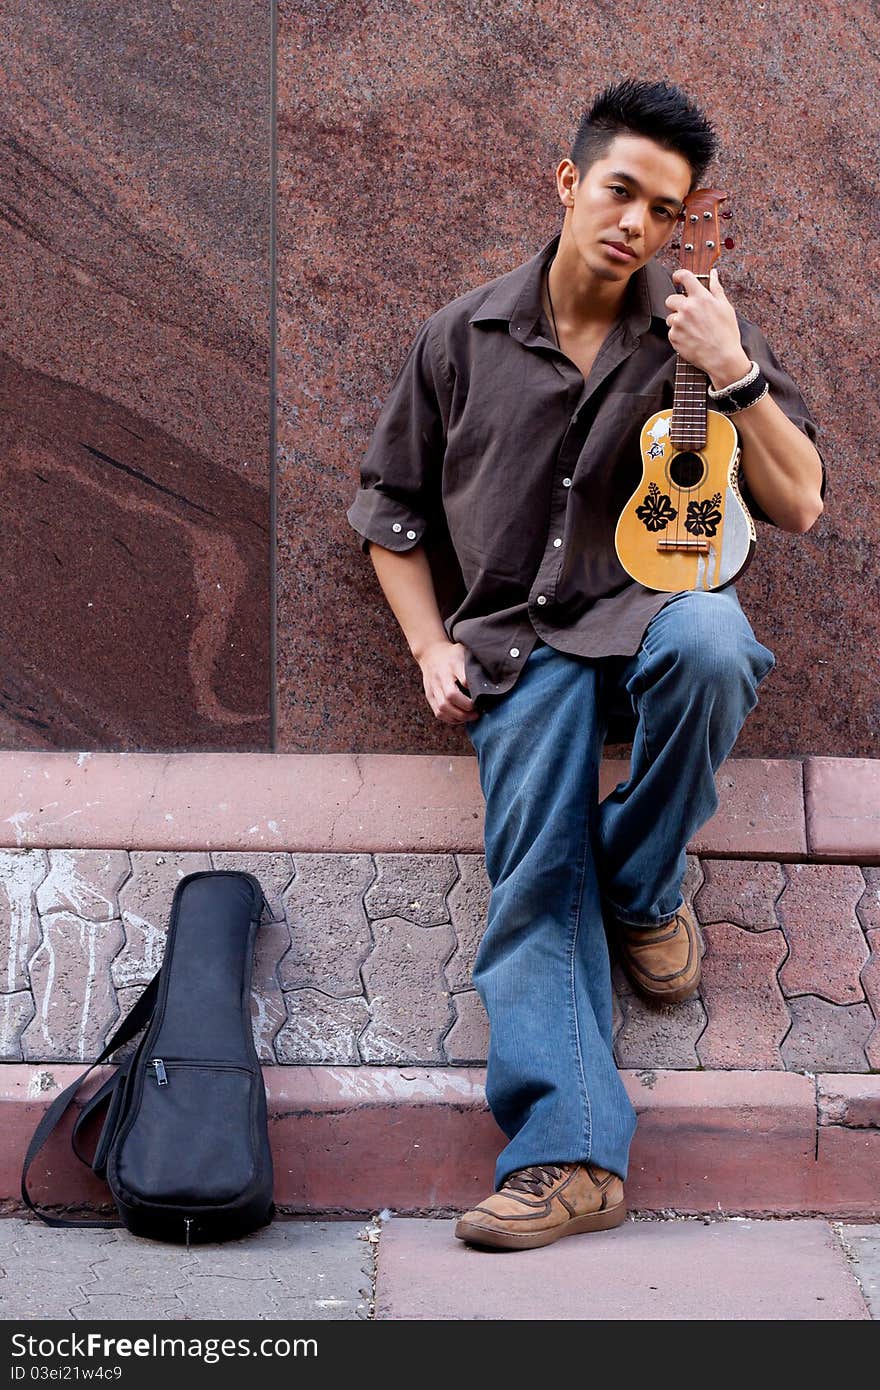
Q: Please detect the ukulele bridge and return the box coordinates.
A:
[656,538,711,552]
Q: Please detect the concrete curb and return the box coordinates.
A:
[0,750,838,857]
[8,1065,879,1220]
[2,749,876,859]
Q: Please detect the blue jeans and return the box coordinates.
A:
[465,588,776,1189]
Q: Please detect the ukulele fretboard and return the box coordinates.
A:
[670,357,708,450]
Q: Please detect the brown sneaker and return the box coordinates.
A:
[454,1162,625,1250]
[615,901,703,1003]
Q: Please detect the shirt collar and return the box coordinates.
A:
[467,231,673,337]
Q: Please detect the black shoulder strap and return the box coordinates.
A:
[71,1070,124,1166]
[21,972,161,1228]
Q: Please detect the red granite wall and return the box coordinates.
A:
[0,2,271,751]
[2,5,875,757]
[278,0,879,757]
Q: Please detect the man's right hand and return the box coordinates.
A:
[417,640,480,725]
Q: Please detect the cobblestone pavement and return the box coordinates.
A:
[0,1218,374,1321]
[0,1215,876,1321]
[2,849,880,1072]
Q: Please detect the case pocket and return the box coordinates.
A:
[115,1062,256,1206]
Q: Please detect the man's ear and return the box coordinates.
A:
[556,162,576,209]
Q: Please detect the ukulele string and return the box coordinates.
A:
[673,353,686,550]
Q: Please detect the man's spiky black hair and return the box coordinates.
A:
[571,79,718,188]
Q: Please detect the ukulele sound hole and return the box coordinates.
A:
[668,451,706,489]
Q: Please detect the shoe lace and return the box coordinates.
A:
[502,1163,568,1196]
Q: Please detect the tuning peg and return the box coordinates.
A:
[721,209,733,219]
[723,237,735,249]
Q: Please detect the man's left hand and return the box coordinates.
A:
[664,268,752,390]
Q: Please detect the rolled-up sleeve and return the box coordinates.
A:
[735,318,827,527]
[347,315,449,554]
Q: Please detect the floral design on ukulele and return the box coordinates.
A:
[684,493,723,537]
[635,480,678,531]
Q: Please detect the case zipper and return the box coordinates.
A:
[150,1058,251,1085]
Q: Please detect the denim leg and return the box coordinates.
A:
[595,588,776,926]
[467,643,637,1189]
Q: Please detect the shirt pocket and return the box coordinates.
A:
[601,390,668,436]
[590,391,670,498]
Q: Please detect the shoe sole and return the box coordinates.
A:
[630,970,701,1005]
[454,1200,626,1250]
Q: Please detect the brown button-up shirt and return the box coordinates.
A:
[348,231,825,712]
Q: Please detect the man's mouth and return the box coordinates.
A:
[603,241,639,261]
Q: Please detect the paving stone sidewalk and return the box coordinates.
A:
[0,1219,374,1321]
[0,1216,877,1321]
[5,849,880,1073]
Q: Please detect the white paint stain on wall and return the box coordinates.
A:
[276,992,369,1065]
[1,850,48,992]
[322,1066,480,1102]
[1,992,34,1058]
[113,912,165,986]
[26,1069,56,1098]
[34,925,57,1053]
[44,800,104,826]
[251,992,282,1059]
[3,812,33,847]
[78,919,99,1060]
[23,913,124,1061]
[36,850,121,921]
[358,1013,407,1064]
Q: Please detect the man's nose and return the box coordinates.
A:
[619,203,646,236]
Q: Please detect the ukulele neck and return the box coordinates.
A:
[669,270,710,452]
[670,357,709,451]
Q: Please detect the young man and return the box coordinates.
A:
[347,80,825,1251]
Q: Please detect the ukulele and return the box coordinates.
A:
[614,188,755,593]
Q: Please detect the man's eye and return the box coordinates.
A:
[609,185,627,196]
[655,208,673,219]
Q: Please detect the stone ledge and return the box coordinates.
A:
[0,751,819,857]
[817,1075,880,1128]
[6,752,878,860]
[7,1065,879,1220]
[806,759,880,862]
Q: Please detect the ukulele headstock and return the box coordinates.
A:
[677,189,729,277]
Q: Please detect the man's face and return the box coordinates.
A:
[562,133,693,282]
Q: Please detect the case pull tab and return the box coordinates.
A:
[152,1058,168,1086]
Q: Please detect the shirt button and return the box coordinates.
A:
[509,647,520,658]
[563,477,572,488]
[392,523,402,532]
[406,529,417,540]
[553,538,562,548]
[536,595,547,606]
